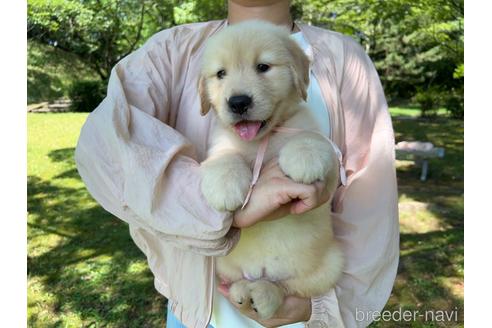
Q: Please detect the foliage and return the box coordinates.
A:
[27,41,97,104]
[27,0,226,81]
[27,0,226,106]
[27,0,175,80]
[28,0,464,117]
[410,84,463,119]
[444,86,464,119]
[453,63,464,79]
[69,80,107,112]
[412,87,443,118]
[292,0,464,113]
[173,0,226,25]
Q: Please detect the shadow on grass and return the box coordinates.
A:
[28,148,166,327]
[371,117,464,327]
[382,227,464,314]
[393,117,463,229]
[48,147,75,163]
[47,147,81,180]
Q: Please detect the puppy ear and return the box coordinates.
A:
[287,41,310,101]
[198,75,211,116]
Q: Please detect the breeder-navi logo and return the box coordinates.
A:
[355,307,460,323]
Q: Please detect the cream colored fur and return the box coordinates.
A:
[199,21,343,320]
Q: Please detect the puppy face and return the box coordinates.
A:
[199,20,310,141]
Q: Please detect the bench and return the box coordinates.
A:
[395,141,445,181]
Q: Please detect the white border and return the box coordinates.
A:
[0,1,27,325]
[465,1,491,326]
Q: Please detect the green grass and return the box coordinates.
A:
[27,110,463,327]
[27,113,166,327]
[372,115,464,327]
[389,106,448,118]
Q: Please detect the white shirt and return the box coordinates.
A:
[210,31,331,328]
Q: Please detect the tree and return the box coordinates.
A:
[28,0,175,80]
[27,0,229,105]
[293,0,464,105]
[28,0,463,116]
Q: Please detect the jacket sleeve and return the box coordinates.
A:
[74,31,237,256]
[308,37,400,328]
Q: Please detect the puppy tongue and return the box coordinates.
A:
[234,121,262,141]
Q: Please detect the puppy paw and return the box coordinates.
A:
[201,153,252,212]
[306,320,330,328]
[229,280,251,309]
[279,135,337,184]
[248,280,284,320]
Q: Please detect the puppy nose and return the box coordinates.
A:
[228,95,252,115]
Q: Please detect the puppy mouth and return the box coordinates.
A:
[233,120,268,141]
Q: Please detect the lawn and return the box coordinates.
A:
[376,115,464,327]
[27,110,463,327]
[389,106,449,118]
[27,113,167,327]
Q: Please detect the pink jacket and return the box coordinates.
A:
[75,20,399,328]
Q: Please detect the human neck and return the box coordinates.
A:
[227,1,294,31]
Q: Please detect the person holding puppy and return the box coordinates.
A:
[75,0,399,327]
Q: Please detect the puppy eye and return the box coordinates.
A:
[216,69,226,79]
[256,64,270,73]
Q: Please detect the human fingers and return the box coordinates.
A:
[283,182,318,215]
[233,178,300,228]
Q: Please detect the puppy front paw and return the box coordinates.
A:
[279,135,337,184]
[201,154,252,212]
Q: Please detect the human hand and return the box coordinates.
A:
[217,281,311,327]
[233,158,331,228]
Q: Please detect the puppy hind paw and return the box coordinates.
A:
[229,280,251,309]
[248,280,284,320]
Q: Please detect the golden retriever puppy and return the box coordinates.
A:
[199,20,343,320]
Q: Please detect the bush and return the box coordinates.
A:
[413,87,443,118]
[444,87,464,120]
[69,80,106,112]
[28,41,99,104]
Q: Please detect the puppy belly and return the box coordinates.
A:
[217,204,336,288]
